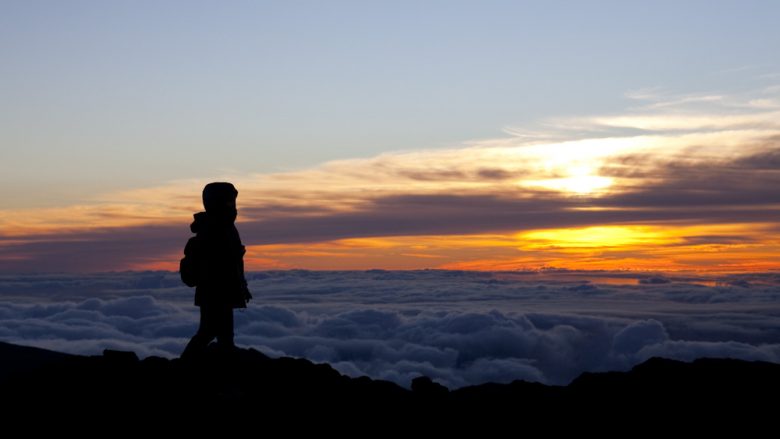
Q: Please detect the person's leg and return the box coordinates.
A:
[181,306,217,359]
[214,306,235,350]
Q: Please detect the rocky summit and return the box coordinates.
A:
[1,341,777,432]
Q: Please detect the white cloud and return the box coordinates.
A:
[1,270,779,388]
[612,319,669,354]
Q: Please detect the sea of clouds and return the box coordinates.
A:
[1,270,779,389]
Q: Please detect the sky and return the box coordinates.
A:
[2,270,779,388]
[2,1,780,273]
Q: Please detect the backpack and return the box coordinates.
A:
[179,236,202,287]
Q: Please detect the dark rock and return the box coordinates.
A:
[411,376,449,397]
[0,341,777,431]
[102,349,139,364]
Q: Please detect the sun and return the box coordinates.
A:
[506,137,645,196]
[524,165,614,195]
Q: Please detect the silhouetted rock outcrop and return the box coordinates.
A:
[412,375,449,397]
[0,341,76,378]
[1,341,777,431]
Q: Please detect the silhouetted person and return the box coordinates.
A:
[180,182,251,359]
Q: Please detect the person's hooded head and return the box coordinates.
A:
[202,182,238,223]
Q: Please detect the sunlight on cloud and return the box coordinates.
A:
[520,226,674,249]
[233,223,780,273]
[2,87,780,272]
[591,112,780,131]
[524,168,614,194]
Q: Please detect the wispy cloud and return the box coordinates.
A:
[3,89,780,272]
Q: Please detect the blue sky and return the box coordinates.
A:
[3,0,779,208]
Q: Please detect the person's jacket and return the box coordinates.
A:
[189,211,250,309]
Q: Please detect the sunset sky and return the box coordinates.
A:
[2,1,780,273]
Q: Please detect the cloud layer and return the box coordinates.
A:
[2,270,778,388]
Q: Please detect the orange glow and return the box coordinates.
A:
[220,224,780,273]
[519,226,676,249]
[0,204,194,237]
[2,124,780,274]
[130,260,181,272]
[88,222,780,273]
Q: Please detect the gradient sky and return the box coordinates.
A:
[2,1,780,273]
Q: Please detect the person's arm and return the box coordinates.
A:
[238,245,252,302]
